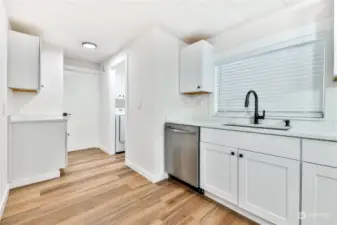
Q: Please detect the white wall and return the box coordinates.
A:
[210,0,337,126]
[8,43,64,116]
[101,28,210,180]
[64,58,100,73]
[0,0,8,219]
[63,68,100,151]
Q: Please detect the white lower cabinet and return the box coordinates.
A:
[9,120,68,188]
[200,142,238,205]
[238,150,300,225]
[302,163,337,225]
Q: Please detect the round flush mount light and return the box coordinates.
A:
[82,42,97,49]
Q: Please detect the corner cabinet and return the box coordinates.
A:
[200,142,238,205]
[8,30,41,92]
[180,40,214,94]
[238,150,300,225]
[302,163,337,225]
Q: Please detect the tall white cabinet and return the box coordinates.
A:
[8,30,40,92]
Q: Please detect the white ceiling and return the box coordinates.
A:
[6,0,306,63]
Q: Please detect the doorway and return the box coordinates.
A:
[110,58,127,154]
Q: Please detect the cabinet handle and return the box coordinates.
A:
[239,154,243,158]
[231,152,235,156]
[197,85,201,89]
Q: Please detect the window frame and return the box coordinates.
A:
[212,32,332,120]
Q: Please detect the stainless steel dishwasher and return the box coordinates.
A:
[165,123,203,193]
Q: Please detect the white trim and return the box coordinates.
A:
[125,159,168,183]
[67,146,102,153]
[64,64,100,75]
[205,191,273,225]
[99,146,114,155]
[9,171,60,189]
[0,184,9,221]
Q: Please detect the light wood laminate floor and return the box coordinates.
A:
[0,149,257,225]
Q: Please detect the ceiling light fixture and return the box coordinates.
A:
[82,42,97,49]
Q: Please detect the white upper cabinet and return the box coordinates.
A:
[115,67,125,98]
[180,40,214,94]
[238,150,300,225]
[8,30,40,92]
[200,142,238,205]
[302,163,337,225]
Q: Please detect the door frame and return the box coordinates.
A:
[63,64,101,152]
[108,53,128,155]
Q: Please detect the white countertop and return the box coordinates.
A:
[166,118,337,142]
[10,115,68,123]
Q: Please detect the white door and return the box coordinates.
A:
[63,70,100,151]
[238,150,300,225]
[200,142,238,205]
[302,163,337,225]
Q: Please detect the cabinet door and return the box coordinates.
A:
[239,150,300,225]
[302,163,337,225]
[8,31,40,91]
[200,142,238,205]
[11,121,67,182]
[180,45,201,93]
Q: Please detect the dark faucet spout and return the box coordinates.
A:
[244,90,265,124]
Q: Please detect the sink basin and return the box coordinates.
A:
[224,123,291,131]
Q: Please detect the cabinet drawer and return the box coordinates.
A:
[303,139,337,168]
[201,128,300,160]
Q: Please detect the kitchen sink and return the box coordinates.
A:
[223,123,291,131]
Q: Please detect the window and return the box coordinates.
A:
[215,38,326,118]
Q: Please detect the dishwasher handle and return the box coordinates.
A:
[166,127,197,135]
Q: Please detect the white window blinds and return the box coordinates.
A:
[216,40,325,118]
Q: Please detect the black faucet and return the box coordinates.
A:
[244,90,265,124]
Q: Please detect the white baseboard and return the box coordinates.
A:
[99,145,114,155]
[68,146,101,152]
[125,159,167,183]
[9,171,60,189]
[205,192,272,225]
[0,184,9,221]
